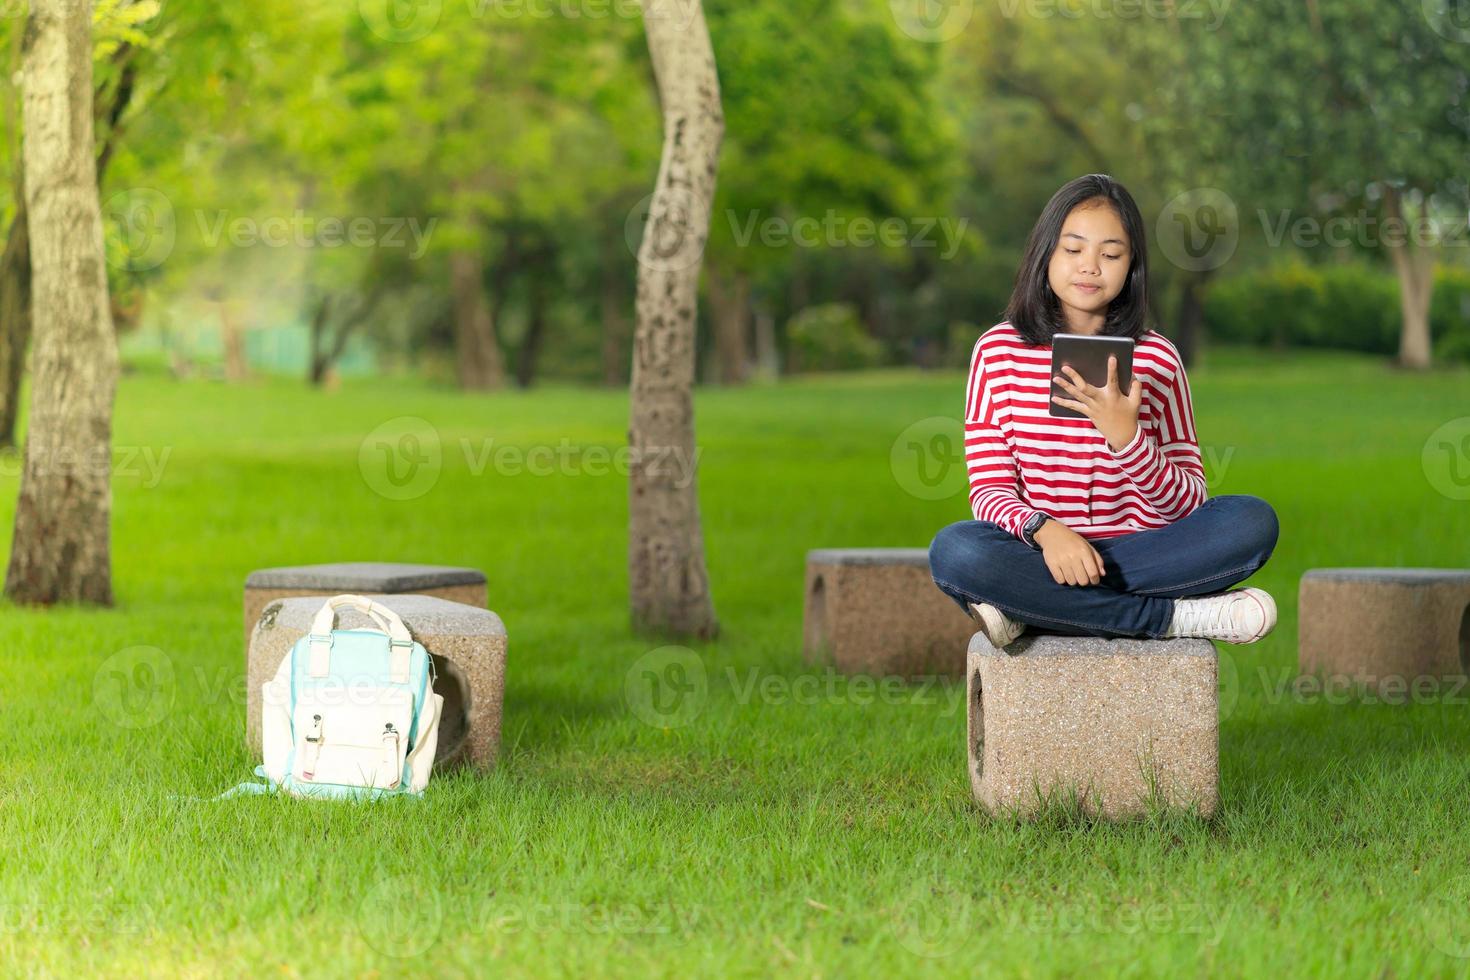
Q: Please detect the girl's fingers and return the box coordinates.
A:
[1078,556,1097,586]
[1051,394,1089,413]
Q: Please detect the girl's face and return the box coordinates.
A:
[1046,199,1131,333]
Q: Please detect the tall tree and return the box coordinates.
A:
[1177,0,1470,369]
[0,0,155,447]
[6,0,119,604]
[627,0,722,639]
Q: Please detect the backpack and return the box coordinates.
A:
[256,594,443,799]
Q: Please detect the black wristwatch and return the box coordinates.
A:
[1021,511,1051,550]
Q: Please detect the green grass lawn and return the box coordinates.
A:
[2,347,1469,977]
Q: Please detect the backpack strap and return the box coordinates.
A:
[307,594,416,682]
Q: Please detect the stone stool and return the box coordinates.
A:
[967,631,1219,819]
[803,548,976,677]
[244,562,488,654]
[247,594,507,770]
[1299,568,1470,692]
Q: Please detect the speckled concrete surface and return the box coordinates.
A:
[1299,568,1470,688]
[246,593,506,771]
[803,549,975,678]
[967,631,1219,819]
[243,563,487,669]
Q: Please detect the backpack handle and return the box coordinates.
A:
[307,594,415,682]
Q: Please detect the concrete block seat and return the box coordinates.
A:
[803,548,976,677]
[1299,568,1470,691]
[244,562,488,653]
[247,593,507,770]
[966,631,1219,819]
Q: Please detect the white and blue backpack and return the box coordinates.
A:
[256,594,443,799]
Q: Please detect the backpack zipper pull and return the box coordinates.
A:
[382,722,401,789]
[301,714,324,780]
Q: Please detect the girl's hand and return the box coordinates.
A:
[1051,355,1143,452]
[1033,520,1106,586]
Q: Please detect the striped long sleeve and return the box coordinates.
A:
[1102,359,1208,520]
[963,337,1040,540]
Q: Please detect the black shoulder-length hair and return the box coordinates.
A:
[1002,174,1151,347]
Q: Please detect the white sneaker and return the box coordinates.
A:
[1164,587,1277,644]
[968,601,1026,648]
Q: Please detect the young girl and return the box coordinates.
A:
[928,174,1280,647]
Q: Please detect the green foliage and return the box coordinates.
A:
[7,0,1465,381]
[943,320,980,370]
[1204,262,1470,361]
[1431,266,1470,363]
[785,302,883,372]
[92,0,161,60]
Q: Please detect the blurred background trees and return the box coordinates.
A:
[0,0,1465,395]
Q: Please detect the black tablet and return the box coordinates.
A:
[1049,334,1135,419]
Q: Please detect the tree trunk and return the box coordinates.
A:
[752,304,778,379]
[307,288,377,387]
[1383,186,1434,370]
[706,265,750,385]
[627,0,722,639]
[0,167,31,450]
[1173,269,1212,369]
[6,0,119,605]
[307,293,332,386]
[515,245,551,388]
[219,300,248,381]
[449,249,506,390]
[0,38,136,450]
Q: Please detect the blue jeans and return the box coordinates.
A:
[927,494,1280,640]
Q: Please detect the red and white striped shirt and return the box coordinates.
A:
[964,321,1208,541]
